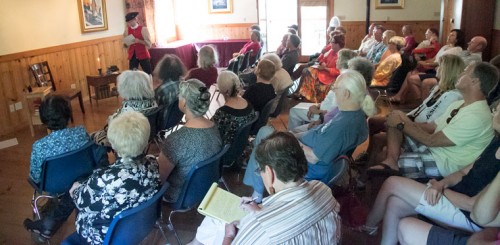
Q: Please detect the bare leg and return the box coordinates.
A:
[365,177,426,244]
[406,75,423,103]
[366,116,387,163]
[467,227,500,244]
[367,132,387,164]
[391,72,412,102]
[397,217,432,245]
[421,78,438,100]
[369,126,404,170]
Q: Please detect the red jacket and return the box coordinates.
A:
[127,25,150,60]
[317,49,340,85]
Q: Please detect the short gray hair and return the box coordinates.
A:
[197,45,219,69]
[337,70,376,117]
[217,71,240,97]
[117,70,155,100]
[337,49,358,70]
[348,57,374,86]
[179,79,211,117]
[108,111,150,158]
[262,53,282,69]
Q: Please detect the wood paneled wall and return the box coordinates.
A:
[0,35,128,137]
[341,21,440,50]
[492,29,500,59]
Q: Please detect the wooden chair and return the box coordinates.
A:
[29,61,85,122]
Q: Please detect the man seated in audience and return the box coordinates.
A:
[361,101,500,244]
[358,23,378,56]
[365,25,387,64]
[397,170,500,245]
[242,59,276,113]
[401,25,417,56]
[460,36,487,67]
[275,33,289,57]
[368,62,499,179]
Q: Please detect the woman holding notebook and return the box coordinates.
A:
[189,131,341,245]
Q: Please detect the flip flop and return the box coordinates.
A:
[366,163,401,176]
[389,97,401,104]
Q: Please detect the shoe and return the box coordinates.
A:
[355,225,378,236]
[23,218,57,239]
[366,163,401,177]
[354,151,368,163]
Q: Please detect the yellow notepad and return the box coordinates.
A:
[198,183,247,223]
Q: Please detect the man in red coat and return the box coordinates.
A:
[124,12,152,74]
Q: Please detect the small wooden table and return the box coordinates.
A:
[24,86,52,136]
[86,73,120,106]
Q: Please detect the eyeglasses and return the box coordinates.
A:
[446,108,460,124]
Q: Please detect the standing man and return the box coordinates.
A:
[124,12,152,74]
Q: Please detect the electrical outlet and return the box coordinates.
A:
[9,104,15,112]
[71,84,76,89]
[14,102,23,110]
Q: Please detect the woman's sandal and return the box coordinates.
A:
[366,163,401,176]
[356,225,379,236]
[389,97,401,104]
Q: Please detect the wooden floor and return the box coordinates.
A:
[0,88,382,244]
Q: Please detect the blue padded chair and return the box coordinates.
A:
[250,96,280,135]
[238,50,254,73]
[327,155,350,188]
[62,182,170,245]
[270,84,293,118]
[158,100,184,132]
[27,141,99,220]
[166,145,230,245]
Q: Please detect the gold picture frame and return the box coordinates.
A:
[208,0,233,14]
[77,0,108,33]
[375,0,404,9]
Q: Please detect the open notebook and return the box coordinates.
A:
[198,183,247,224]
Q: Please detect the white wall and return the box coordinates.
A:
[0,0,126,55]
[334,0,440,21]
[174,0,258,25]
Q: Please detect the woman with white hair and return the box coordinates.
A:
[211,71,256,145]
[158,79,222,203]
[186,45,219,87]
[261,53,293,93]
[70,111,161,244]
[91,70,158,147]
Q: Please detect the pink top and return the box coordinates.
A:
[239,41,261,57]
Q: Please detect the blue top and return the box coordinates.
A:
[300,110,368,166]
[30,126,90,183]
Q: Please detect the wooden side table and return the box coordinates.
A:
[86,73,120,106]
[24,86,52,136]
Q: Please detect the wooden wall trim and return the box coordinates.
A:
[0,35,123,63]
[491,29,500,58]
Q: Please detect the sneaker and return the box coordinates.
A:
[23,218,57,239]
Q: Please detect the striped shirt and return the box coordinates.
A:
[233,180,341,245]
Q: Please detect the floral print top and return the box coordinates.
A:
[30,126,90,183]
[211,103,256,145]
[71,155,161,245]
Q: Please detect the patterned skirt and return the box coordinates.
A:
[299,68,333,103]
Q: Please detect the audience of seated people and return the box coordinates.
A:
[242,59,276,113]
[368,62,498,179]
[189,131,341,245]
[157,79,222,203]
[293,31,344,102]
[244,70,376,201]
[211,71,256,146]
[185,45,219,87]
[365,54,466,165]
[361,100,500,244]
[70,111,161,244]
[23,95,107,239]
[371,36,405,87]
[154,54,186,107]
[401,25,417,56]
[91,70,158,147]
[239,53,293,94]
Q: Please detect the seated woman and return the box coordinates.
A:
[360,101,500,244]
[70,111,161,244]
[158,79,222,203]
[191,131,341,245]
[228,30,261,67]
[412,28,441,64]
[377,30,397,64]
[391,29,465,103]
[401,25,417,56]
[91,70,158,147]
[186,45,219,87]
[211,71,256,146]
[242,59,276,113]
[280,34,301,76]
[365,54,466,165]
[370,36,405,87]
[275,33,289,57]
[154,54,186,107]
[23,95,104,239]
[239,53,292,93]
[246,70,376,198]
[294,32,343,103]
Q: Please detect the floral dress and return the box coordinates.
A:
[299,49,340,103]
[71,156,161,245]
[211,103,256,145]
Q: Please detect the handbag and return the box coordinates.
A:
[332,156,369,228]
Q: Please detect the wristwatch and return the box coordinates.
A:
[396,122,405,131]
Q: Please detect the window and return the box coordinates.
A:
[155,0,176,44]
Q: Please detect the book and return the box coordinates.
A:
[123,34,135,46]
[197,183,247,224]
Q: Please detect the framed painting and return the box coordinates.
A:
[209,0,233,14]
[77,0,108,33]
[375,0,404,9]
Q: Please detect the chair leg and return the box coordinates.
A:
[167,211,183,245]
[77,93,85,114]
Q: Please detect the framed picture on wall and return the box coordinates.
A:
[209,0,233,14]
[77,0,108,33]
[375,0,404,9]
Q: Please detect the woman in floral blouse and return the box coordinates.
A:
[211,71,256,145]
[70,111,161,244]
[91,70,158,147]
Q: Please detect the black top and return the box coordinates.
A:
[243,83,276,113]
[450,137,500,225]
